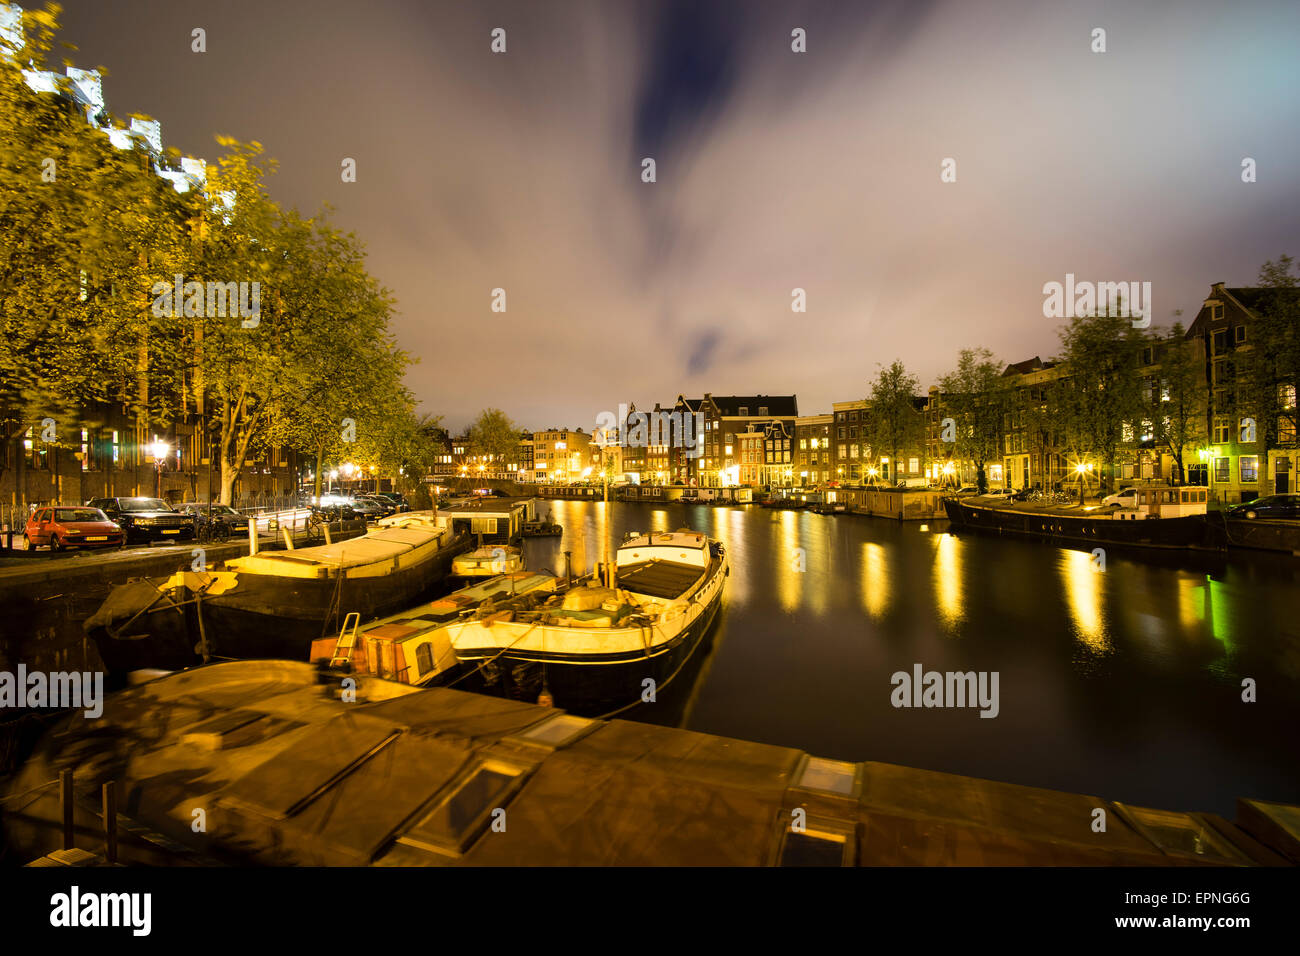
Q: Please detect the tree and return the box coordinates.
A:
[1054,311,1148,493]
[467,408,518,473]
[938,347,1008,492]
[1152,323,1206,485]
[195,148,400,503]
[867,360,923,484]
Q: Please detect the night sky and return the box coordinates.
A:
[43,0,1300,431]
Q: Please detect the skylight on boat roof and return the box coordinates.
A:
[796,756,859,796]
[514,713,594,748]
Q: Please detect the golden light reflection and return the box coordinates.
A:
[860,541,888,618]
[932,533,964,628]
[710,507,747,603]
[1062,549,1108,652]
[1177,575,1205,633]
[776,508,801,613]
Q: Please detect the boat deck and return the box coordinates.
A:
[615,559,704,600]
[965,497,1119,518]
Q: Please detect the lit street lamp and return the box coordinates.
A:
[150,438,170,498]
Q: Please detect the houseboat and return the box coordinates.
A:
[441,529,729,713]
[451,544,524,578]
[84,511,472,672]
[309,571,561,685]
[942,486,1226,552]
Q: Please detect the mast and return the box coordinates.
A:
[602,441,613,589]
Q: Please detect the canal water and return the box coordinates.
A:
[524,499,1300,817]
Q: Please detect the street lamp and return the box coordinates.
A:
[149,438,170,498]
[1073,461,1094,503]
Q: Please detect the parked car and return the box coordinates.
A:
[352,493,396,517]
[1226,494,1300,520]
[1101,487,1138,508]
[367,492,407,512]
[983,488,1018,498]
[86,497,195,544]
[22,506,124,551]
[346,496,386,520]
[176,502,250,532]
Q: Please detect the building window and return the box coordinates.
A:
[739,407,748,417]
[1235,325,1247,343]
[1213,420,1230,444]
[1214,457,1231,483]
[1211,304,1223,320]
[758,407,768,417]
[1240,456,1258,483]
[1213,330,1228,354]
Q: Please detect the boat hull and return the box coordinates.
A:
[941,497,1226,551]
[88,533,472,673]
[449,563,727,714]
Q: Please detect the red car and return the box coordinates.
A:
[23,506,125,552]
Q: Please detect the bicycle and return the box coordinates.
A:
[196,513,233,544]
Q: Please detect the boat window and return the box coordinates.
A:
[415,642,435,676]
[399,760,528,854]
[775,818,856,866]
[796,755,859,795]
[515,713,593,748]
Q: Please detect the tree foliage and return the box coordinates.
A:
[867,359,922,482]
[938,347,1008,491]
[0,6,432,503]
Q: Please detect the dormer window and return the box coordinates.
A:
[739,406,749,417]
[758,406,768,416]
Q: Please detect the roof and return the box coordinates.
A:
[1003,357,1046,376]
[705,395,799,417]
[8,660,1283,865]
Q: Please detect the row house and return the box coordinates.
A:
[795,414,833,487]
[531,427,592,483]
[830,400,869,483]
[1188,283,1298,502]
[999,357,1066,492]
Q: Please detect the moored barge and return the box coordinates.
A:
[85,511,471,671]
[942,487,1226,552]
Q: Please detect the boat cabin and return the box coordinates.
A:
[1114,486,1209,520]
[438,498,535,543]
[310,571,559,684]
[616,530,710,569]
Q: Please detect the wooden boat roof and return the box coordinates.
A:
[9,660,1281,866]
[616,559,704,600]
[228,523,447,574]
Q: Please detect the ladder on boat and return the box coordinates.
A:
[329,612,362,667]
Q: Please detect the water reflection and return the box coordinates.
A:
[518,499,1300,816]
[932,533,963,629]
[1061,549,1108,653]
[776,510,801,613]
[860,541,889,619]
